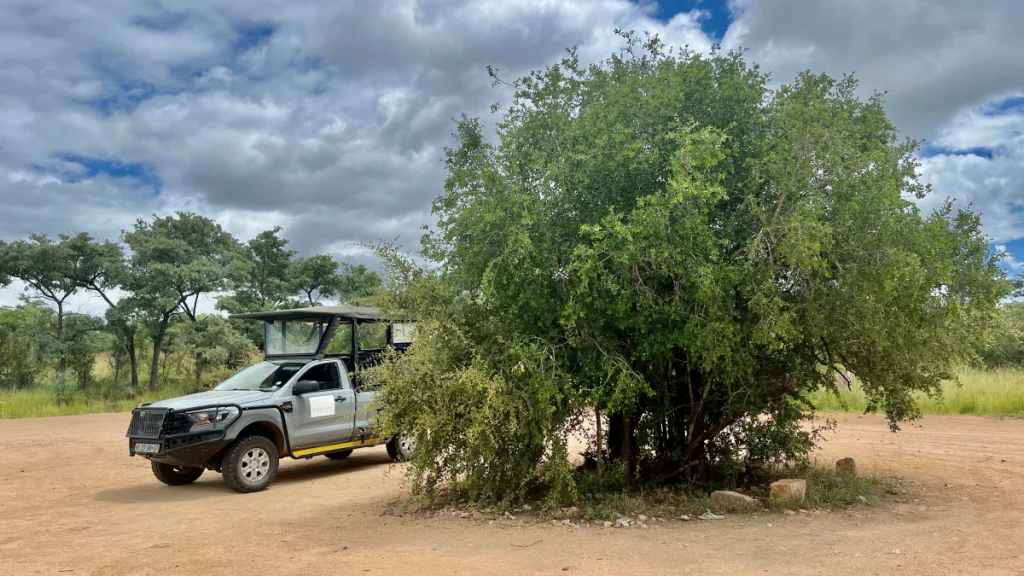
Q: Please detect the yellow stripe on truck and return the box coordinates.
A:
[292,437,382,458]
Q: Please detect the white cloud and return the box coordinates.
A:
[996,245,1023,272]
[1,0,1023,313]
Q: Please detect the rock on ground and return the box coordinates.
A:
[836,457,857,476]
[770,479,807,505]
[710,490,763,512]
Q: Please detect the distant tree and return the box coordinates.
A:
[123,213,245,389]
[182,316,259,386]
[976,302,1024,367]
[64,233,145,390]
[220,227,295,312]
[63,314,109,389]
[337,263,382,305]
[292,254,341,305]
[0,304,43,391]
[0,234,96,381]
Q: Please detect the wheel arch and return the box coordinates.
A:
[236,421,288,457]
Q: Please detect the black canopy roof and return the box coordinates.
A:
[228,305,386,322]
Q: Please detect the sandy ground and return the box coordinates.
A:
[1,413,1023,576]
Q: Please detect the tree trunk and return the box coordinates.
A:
[56,301,66,381]
[607,412,637,487]
[595,409,604,474]
[127,330,139,390]
[148,316,169,391]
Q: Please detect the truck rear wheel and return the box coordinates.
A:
[222,435,279,493]
[151,462,204,486]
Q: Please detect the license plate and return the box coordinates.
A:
[134,442,161,454]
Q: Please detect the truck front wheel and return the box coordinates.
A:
[151,462,204,486]
[222,435,279,493]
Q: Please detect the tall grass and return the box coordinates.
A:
[808,367,1024,417]
[0,380,203,419]
[0,354,236,419]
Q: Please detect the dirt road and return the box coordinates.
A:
[1,413,1023,576]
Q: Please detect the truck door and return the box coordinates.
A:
[285,360,356,451]
[354,384,378,441]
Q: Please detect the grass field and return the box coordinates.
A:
[808,367,1024,417]
[0,385,198,419]
[3,366,1023,419]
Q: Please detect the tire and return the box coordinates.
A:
[386,434,417,462]
[151,462,204,486]
[221,435,279,493]
[325,449,353,460]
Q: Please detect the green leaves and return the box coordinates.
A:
[372,32,1013,502]
[124,212,246,322]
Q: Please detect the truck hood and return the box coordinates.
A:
[144,390,274,411]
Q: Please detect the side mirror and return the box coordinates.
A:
[292,380,321,395]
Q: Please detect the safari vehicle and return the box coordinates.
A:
[124,306,416,493]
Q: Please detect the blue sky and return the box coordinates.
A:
[0,0,1022,313]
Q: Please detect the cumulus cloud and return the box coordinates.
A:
[0,0,713,260]
[0,0,1022,282]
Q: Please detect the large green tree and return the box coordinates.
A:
[371,36,1013,504]
[123,213,244,389]
[219,227,296,312]
[337,263,382,305]
[291,254,341,305]
[0,233,117,381]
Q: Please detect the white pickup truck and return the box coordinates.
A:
[125,306,416,493]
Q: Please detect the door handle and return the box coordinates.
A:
[335,396,347,402]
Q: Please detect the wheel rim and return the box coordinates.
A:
[399,436,417,458]
[240,447,270,484]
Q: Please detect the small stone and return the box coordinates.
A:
[699,511,725,521]
[551,520,562,526]
[836,457,857,476]
[637,514,648,522]
[562,519,572,525]
[680,515,691,521]
[710,490,762,512]
[459,512,470,518]
[616,519,630,528]
[770,479,807,506]
[488,520,494,525]
[766,523,772,527]
[522,504,532,512]
[856,496,868,505]
[798,509,810,515]
[603,521,613,529]
[640,523,648,529]
[783,510,796,516]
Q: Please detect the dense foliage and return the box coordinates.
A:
[370,35,1014,505]
[976,303,1024,367]
[0,213,381,400]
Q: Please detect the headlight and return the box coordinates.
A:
[185,407,239,431]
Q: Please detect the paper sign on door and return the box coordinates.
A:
[309,395,336,418]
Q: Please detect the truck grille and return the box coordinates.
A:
[127,409,167,438]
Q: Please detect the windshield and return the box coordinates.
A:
[265,319,326,356]
[213,362,304,392]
